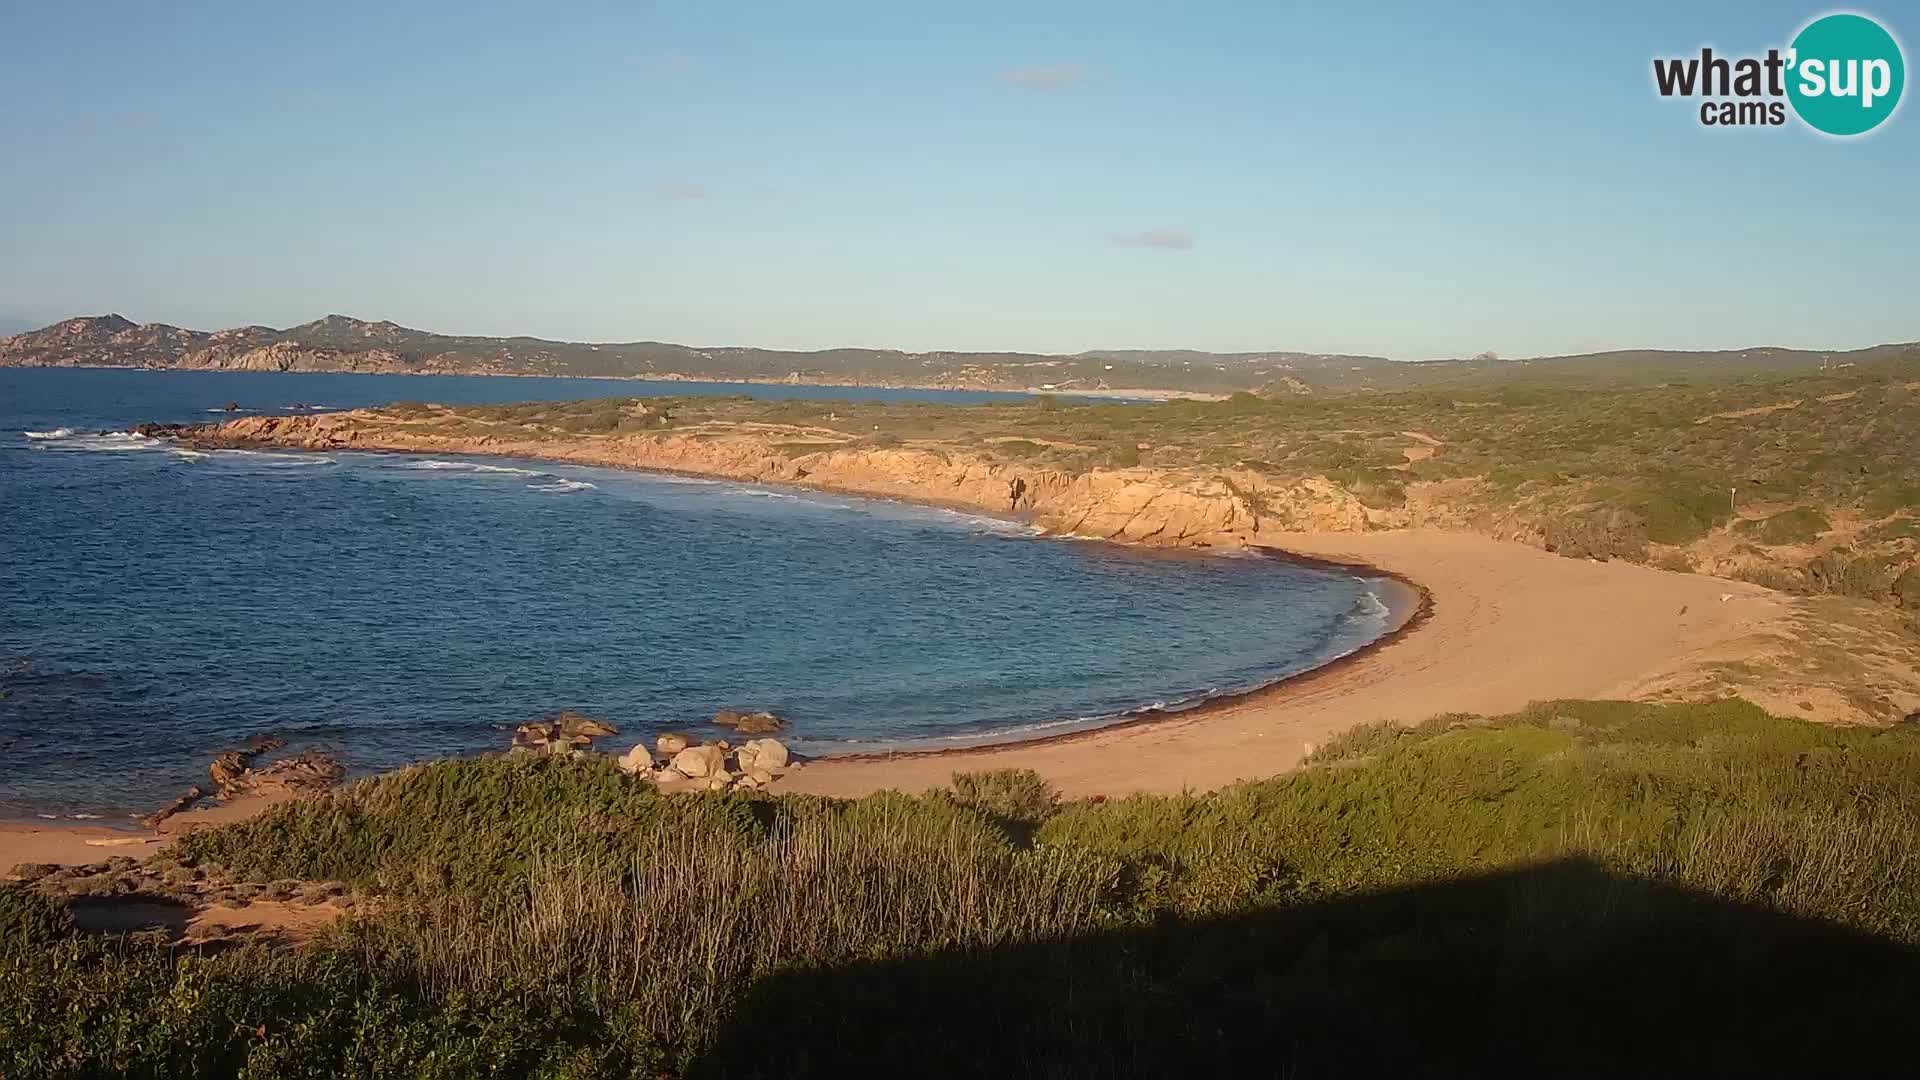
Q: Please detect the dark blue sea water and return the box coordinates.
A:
[0,368,1391,821]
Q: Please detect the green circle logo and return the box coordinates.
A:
[1787,13,1905,136]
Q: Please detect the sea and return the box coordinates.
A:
[0,367,1394,821]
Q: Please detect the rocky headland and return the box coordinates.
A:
[145,409,1371,549]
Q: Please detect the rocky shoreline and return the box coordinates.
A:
[140,410,1379,550]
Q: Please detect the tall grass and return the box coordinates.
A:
[351,801,1113,1047]
[12,698,1920,1075]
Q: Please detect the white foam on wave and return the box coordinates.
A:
[30,431,161,452]
[211,449,335,466]
[1352,584,1391,626]
[170,448,211,461]
[526,478,597,494]
[638,473,724,487]
[402,459,541,476]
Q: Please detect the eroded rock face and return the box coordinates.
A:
[165,412,1393,552]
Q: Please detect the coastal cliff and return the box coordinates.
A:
[160,410,1374,549]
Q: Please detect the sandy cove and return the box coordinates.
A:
[3,414,1804,863]
[779,530,1785,797]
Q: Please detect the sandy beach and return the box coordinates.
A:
[1,527,1792,867]
[1,792,297,869]
[778,529,1786,798]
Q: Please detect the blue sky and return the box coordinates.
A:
[1,1,1913,358]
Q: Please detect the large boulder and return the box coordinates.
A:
[714,709,785,735]
[616,743,654,776]
[556,710,619,739]
[671,744,726,779]
[735,738,790,772]
[656,732,691,755]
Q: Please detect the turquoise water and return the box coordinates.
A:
[0,368,1392,821]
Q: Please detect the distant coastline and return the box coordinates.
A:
[1,361,1215,403]
[9,312,1913,397]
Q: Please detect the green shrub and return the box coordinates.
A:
[992,439,1046,459]
[0,884,72,955]
[947,769,1060,827]
[1861,517,1920,542]
[0,939,663,1078]
[17,700,1920,1074]
[1738,507,1832,546]
[1328,467,1407,510]
[1803,548,1897,598]
[171,755,758,901]
[1866,484,1920,516]
[1540,507,1648,562]
[1731,564,1806,592]
[1629,488,1729,545]
[1895,565,1920,610]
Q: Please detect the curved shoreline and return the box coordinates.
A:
[809,558,1429,765]
[774,529,1791,799]
[1,419,1799,855]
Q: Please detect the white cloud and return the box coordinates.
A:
[1110,229,1194,251]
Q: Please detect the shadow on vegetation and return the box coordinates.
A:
[695,857,1917,1079]
[64,895,194,937]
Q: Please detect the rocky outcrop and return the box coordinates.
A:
[714,709,785,734]
[209,736,289,798]
[243,750,346,797]
[511,711,619,756]
[164,411,1379,550]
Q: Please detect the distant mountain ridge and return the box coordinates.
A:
[2,313,1913,394]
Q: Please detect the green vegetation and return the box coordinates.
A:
[10,700,1920,1076]
[1737,506,1831,545]
[1896,565,1920,610]
[353,350,1920,608]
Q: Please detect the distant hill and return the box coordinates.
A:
[1,313,1912,394]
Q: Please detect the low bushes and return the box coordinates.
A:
[13,700,1920,1076]
[1737,506,1831,545]
[1896,564,1920,610]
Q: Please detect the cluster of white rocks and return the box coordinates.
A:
[616,732,792,791]
[506,710,795,793]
